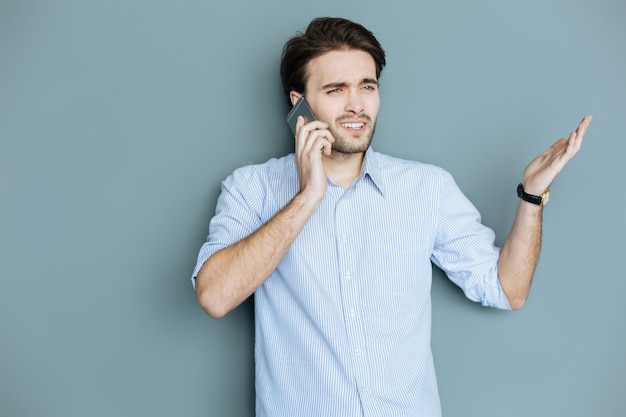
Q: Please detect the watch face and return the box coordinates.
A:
[541,189,550,206]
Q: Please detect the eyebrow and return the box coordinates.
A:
[321,78,378,90]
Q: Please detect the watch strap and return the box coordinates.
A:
[517,183,548,206]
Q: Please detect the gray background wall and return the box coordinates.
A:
[1,0,624,416]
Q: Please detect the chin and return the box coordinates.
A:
[333,139,372,154]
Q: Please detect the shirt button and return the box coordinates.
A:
[345,270,351,280]
[354,347,362,355]
[350,309,356,317]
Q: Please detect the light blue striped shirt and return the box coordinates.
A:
[192,147,510,417]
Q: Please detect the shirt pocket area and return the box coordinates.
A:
[367,229,431,296]
[372,229,424,253]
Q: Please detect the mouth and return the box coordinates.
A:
[341,122,365,130]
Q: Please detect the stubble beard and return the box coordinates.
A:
[328,115,377,155]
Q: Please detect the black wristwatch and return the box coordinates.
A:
[517,183,550,207]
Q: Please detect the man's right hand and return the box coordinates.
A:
[294,115,335,203]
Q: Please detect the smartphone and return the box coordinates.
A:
[286,97,316,135]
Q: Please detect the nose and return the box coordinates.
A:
[344,90,364,114]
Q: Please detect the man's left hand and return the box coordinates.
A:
[521,114,593,195]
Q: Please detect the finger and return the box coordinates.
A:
[294,116,309,154]
[302,130,334,155]
[562,132,581,161]
[571,114,592,147]
[296,120,320,157]
[295,119,331,152]
[576,114,593,136]
[564,115,592,157]
[549,138,567,151]
[321,137,333,156]
[553,115,591,161]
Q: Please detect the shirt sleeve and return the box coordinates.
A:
[191,167,265,289]
[431,169,511,310]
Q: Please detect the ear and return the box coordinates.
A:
[289,91,303,107]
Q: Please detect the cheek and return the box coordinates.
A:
[368,96,380,114]
[313,106,339,124]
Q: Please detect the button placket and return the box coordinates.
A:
[335,196,370,398]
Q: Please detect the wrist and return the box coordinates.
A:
[293,188,324,213]
[517,183,550,207]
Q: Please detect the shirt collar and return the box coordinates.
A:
[360,147,386,197]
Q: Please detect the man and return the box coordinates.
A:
[192,17,591,417]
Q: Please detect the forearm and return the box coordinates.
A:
[195,191,320,318]
[498,200,543,309]
[497,115,592,309]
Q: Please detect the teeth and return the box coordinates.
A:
[342,122,364,129]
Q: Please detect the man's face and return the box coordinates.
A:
[295,49,380,155]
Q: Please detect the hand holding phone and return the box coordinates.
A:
[286,97,316,135]
[286,97,330,201]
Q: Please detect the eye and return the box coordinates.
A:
[362,85,376,91]
[327,88,342,95]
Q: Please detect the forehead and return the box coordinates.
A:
[305,49,377,89]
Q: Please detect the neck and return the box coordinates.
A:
[323,151,365,190]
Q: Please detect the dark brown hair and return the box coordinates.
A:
[280,17,386,106]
